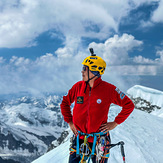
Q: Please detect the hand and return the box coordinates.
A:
[99,122,118,133]
[68,121,78,135]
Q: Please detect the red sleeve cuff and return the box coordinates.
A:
[64,117,73,124]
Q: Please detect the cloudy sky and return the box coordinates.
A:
[0,0,163,96]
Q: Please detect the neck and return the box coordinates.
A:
[88,76,98,88]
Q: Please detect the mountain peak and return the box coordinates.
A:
[127,85,163,108]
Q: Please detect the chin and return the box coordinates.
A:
[82,77,86,81]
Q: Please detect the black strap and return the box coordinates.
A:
[84,67,96,93]
[84,76,96,93]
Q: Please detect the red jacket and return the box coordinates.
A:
[60,77,134,140]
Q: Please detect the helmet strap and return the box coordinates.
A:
[84,67,98,93]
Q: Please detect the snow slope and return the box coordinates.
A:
[32,106,163,163]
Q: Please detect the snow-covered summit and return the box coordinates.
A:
[127,85,163,108]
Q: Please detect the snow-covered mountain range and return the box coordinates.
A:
[0,85,163,163]
[32,85,163,163]
[0,95,68,163]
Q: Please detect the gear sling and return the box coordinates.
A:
[70,131,126,163]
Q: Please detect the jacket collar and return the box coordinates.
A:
[91,76,102,89]
[83,76,102,90]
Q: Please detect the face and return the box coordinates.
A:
[81,65,95,81]
[81,65,88,81]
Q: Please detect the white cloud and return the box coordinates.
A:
[151,0,163,23]
[89,34,163,77]
[156,50,163,63]
[0,0,160,48]
[0,37,87,95]
[0,57,5,63]
[139,20,154,28]
[141,0,163,27]
[0,0,116,48]
[109,65,158,76]
[89,33,143,65]
[133,55,156,64]
[10,56,30,66]
[133,50,163,66]
[0,33,163,95]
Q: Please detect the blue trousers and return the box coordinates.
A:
[69,134,111,163]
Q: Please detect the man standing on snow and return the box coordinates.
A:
[60,48,134,163]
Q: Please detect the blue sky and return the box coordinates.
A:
[0,0,163,95]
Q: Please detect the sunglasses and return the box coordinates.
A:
[82,66,87,71]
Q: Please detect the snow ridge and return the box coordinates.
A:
[127,85,163,108]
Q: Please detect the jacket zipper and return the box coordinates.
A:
[86,87,92,133]
[89,89,91,96]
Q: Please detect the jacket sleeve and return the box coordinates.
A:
[60,82,78,123]
[111,86,135,124]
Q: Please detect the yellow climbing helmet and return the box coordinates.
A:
[82,48,106,75]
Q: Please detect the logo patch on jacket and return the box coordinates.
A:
[77,96,84,104]
[115,87,126,100]
[97,99,102,104]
